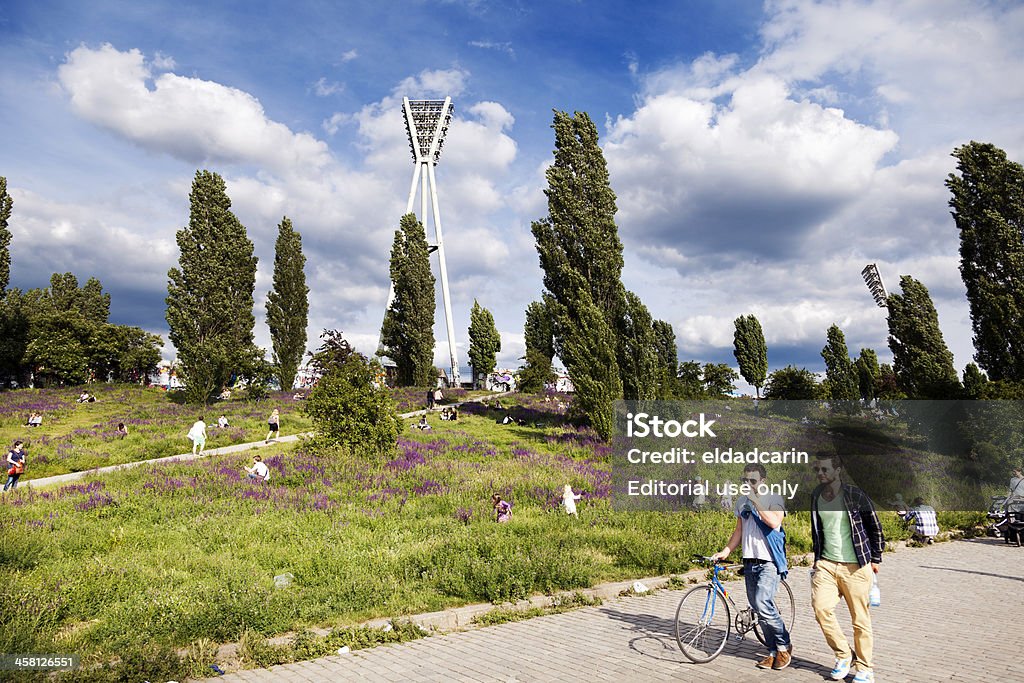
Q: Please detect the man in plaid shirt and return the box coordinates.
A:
[900,497,938,544]
[810,454,884,683]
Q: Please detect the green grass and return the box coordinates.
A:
[0,384,312,479]
[0,388,987,680]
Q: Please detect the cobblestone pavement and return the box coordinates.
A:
[207,537,1023,682]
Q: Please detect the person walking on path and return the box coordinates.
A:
[1009,467,1024,499]
[562,484,582,517]
[4,440,26,491]
[711,463,792,670]
[810,454,884,683]
[426,389,435,410]
[187,417,207,455]
[265,409,280,443]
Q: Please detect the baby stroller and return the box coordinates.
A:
[988,495,1024,546]
[1005,497,1024,547]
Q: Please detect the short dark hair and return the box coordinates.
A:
[13,440,23,447]
[743,463,767,479]
[814,453,843,470]
[253,455,262,461]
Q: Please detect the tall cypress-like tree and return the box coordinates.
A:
[821,324,859,401]
[532,111,629,437]
[946,142,1024,381]
[518,300,556,394]
[652,319,678,399]
[167,170,258,404]
[266,217,309,392]
[468,300,501,387]
[616,289,659,400]
[381,213,436,386]
[0,177,12,292]
[732,314,768,398]
[855,348,880,402]
[886,275,961,398]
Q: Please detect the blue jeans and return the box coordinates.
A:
[744,559,790,652]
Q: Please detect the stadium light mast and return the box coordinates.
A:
[861,263,889,308]
[378,97,461,387]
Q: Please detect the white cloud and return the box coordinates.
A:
[339,49,359,63]
[57,44,332,175]
[468,40,515,58]
[313,77,345,97]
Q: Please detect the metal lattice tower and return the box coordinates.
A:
[378,97,461,386]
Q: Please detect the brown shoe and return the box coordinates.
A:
[756,653,775,669]
[773,648,792,670]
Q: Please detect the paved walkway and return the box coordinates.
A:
[206,538,1022,682]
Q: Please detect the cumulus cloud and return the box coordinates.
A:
[57,44,332,175]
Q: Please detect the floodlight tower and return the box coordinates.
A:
[861,263,889,308]
[379,97,461,387]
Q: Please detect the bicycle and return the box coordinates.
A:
[674,555,795,663]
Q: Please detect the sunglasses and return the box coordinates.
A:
[812,466,831,473]
[740,477,759,485]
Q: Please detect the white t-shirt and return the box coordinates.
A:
[735,494,786,561]
[250,461,269,480]
[188,421,206,440]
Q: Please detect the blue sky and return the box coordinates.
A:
[3,0,1024,390]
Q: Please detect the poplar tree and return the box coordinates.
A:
[615,289,659,400]
[467,300,501,387]
[381,213,436,386]
[886,275,961,398]
[947,142,1024,381]
[518,299,556,394]
[266,217,309,392]
[652,319,678,399]
[732,314,768,398]
[821,324,859,401]
[532,111,626,437]
[0,177,12,292]
[166,170,258,404]
[855,348,880,402]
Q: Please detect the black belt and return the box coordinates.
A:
[743,558,769,564]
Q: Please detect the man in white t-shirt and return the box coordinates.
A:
[245,455,270,482]
[712,463,792,670]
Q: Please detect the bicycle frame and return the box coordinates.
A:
[703,564,739,619]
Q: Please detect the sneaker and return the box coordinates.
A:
[773,648,792,670]
[852,670,874,682]
[755,653,775,669]
[830,657,852,680]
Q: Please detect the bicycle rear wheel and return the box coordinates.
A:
[753,578,795,647]
[674,584,731,663]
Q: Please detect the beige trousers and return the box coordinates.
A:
[812,558,874,672]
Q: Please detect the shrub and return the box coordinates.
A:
[304,331,402,454]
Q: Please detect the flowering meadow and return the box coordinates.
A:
[0,385,312,479]
[0,388,979,680]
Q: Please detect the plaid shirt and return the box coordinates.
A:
[811,483,885,567]
[902,505,939,537]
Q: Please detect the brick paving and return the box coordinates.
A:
[205,538,1023,682]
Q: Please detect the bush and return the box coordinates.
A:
[305,355,402,455]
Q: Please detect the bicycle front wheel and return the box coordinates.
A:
[753,578,795,647]
[674,584,731,663]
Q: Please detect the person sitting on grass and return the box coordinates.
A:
[219,388,232,401]
[415,415,432,431]
[26,412,42,428]
[217,415,229,429]
[116,423,129,439]
[77,391,96,403]
[244,454,270,482]
[492,493,512,523]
